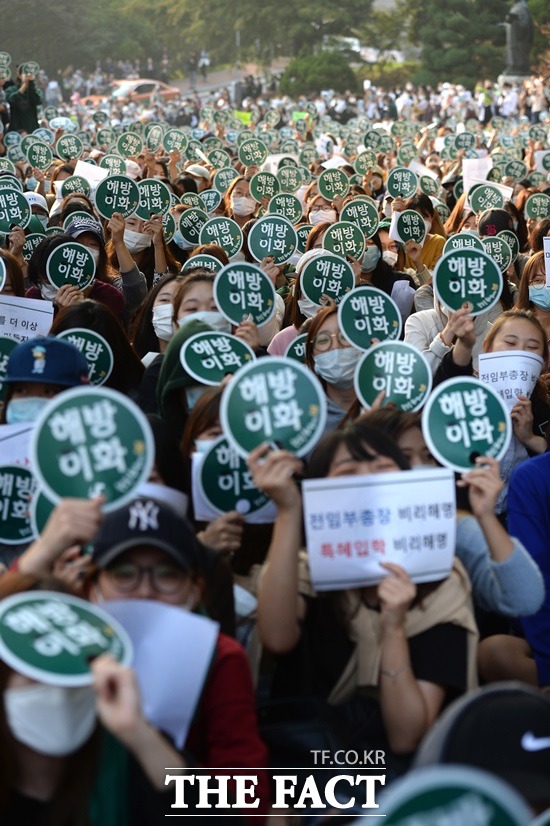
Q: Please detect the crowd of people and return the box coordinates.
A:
[0,50,549,823]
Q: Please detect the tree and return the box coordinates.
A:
[279,50,358,96]
[407,0,509,86]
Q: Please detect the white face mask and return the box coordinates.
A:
[40,283,58,301]
[314,347,361,390]
[195,438,217,454]
[6,396,50,424]
[123,228,152,253]
[423,218,432,235]
[87,248,100,264]
[4,683,97,757]
[297,295,319,319]
[230,196,256,217]
[178,311,231,334]
[152,303,174,342]
[382,250,398,267]
[310,209,337,226]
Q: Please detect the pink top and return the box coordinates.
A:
[267,325,298,355]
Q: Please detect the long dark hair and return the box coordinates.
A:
[307,420,410,479]
[130,273,186,358]
[49,299,144,394]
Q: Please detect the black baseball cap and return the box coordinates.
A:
[91,497,201,572]
[414,681,550,805]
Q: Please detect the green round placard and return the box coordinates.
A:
[322,220,365,260]
[481,236,513,273]
[0,465,35,544]
[0,591,132,687]
[213,262,276,327]
[56,135,83,161]
[46,242,96,291]
[199,216,243,258]
[180,331,255,386]
[220,356,327,458]
[56,328,114,386]
[339,198,379,239]
[443,232,485,254]
[317,168,349,201]
[300,253,355,307]
[433,247,502,316]
[0,189,31,233]
[182,254,223,274]
[247,215,298,265]
[355,341,432,412]
[116,131,143,158]
[135,178,172,219]
[198,436,271,516]
[469,183,505,213]
[386,167,418,199]
[94,174,139,219]
[250,171,279,203]
[268,193,303,224]
[422,377,512,473]
[338,285,402,348]
[30,386,154,511]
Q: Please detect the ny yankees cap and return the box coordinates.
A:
[91,497,200,572]
[414,681,550,805]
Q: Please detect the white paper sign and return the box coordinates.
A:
[191,452,277,524]
[103,600,219,749]
[462,157,493,205]
[466,177,513,210]
[0,294,54,342]
[303,468,457,590]
[0,423,33,467]
[408,159,439,182]
[534,151,550,174]
[544,236,550,288]
[73,159,109,189]
[478,350,543,411]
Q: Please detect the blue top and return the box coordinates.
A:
[508,452,550,685]
[456,516,544,617]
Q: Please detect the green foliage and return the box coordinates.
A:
[406,0,510,86]
[357,61,422,90]
[279,51,358,96]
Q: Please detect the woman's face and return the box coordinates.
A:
[308,196,332,217]
[153,279,179,309]
[196,422,223,442]
[11,381,64,400]
[125,215,146,232]
[327,441,400,478]
[396,426,436,469]
[176,281,216,321]
[378,230,399,254]
[461,213,477,231]
[487,317,545,356]
[96,547,198,608]
[313,313,350,354]
[77,232,101,253]
[231,180,251,199]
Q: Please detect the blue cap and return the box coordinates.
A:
[6,336,90,387]
[65,216,104,244]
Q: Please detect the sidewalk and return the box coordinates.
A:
[172,58,289,99]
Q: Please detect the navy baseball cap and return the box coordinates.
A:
[65,216,104,244]
[6,336,89,387]
[91,497,201,572]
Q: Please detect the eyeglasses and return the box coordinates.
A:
[312,331,351,352]
[106,563,187,595]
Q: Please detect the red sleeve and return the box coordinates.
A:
[91,281,126,319]
[185,633,270,821]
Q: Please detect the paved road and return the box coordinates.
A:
[172,59,289,99]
